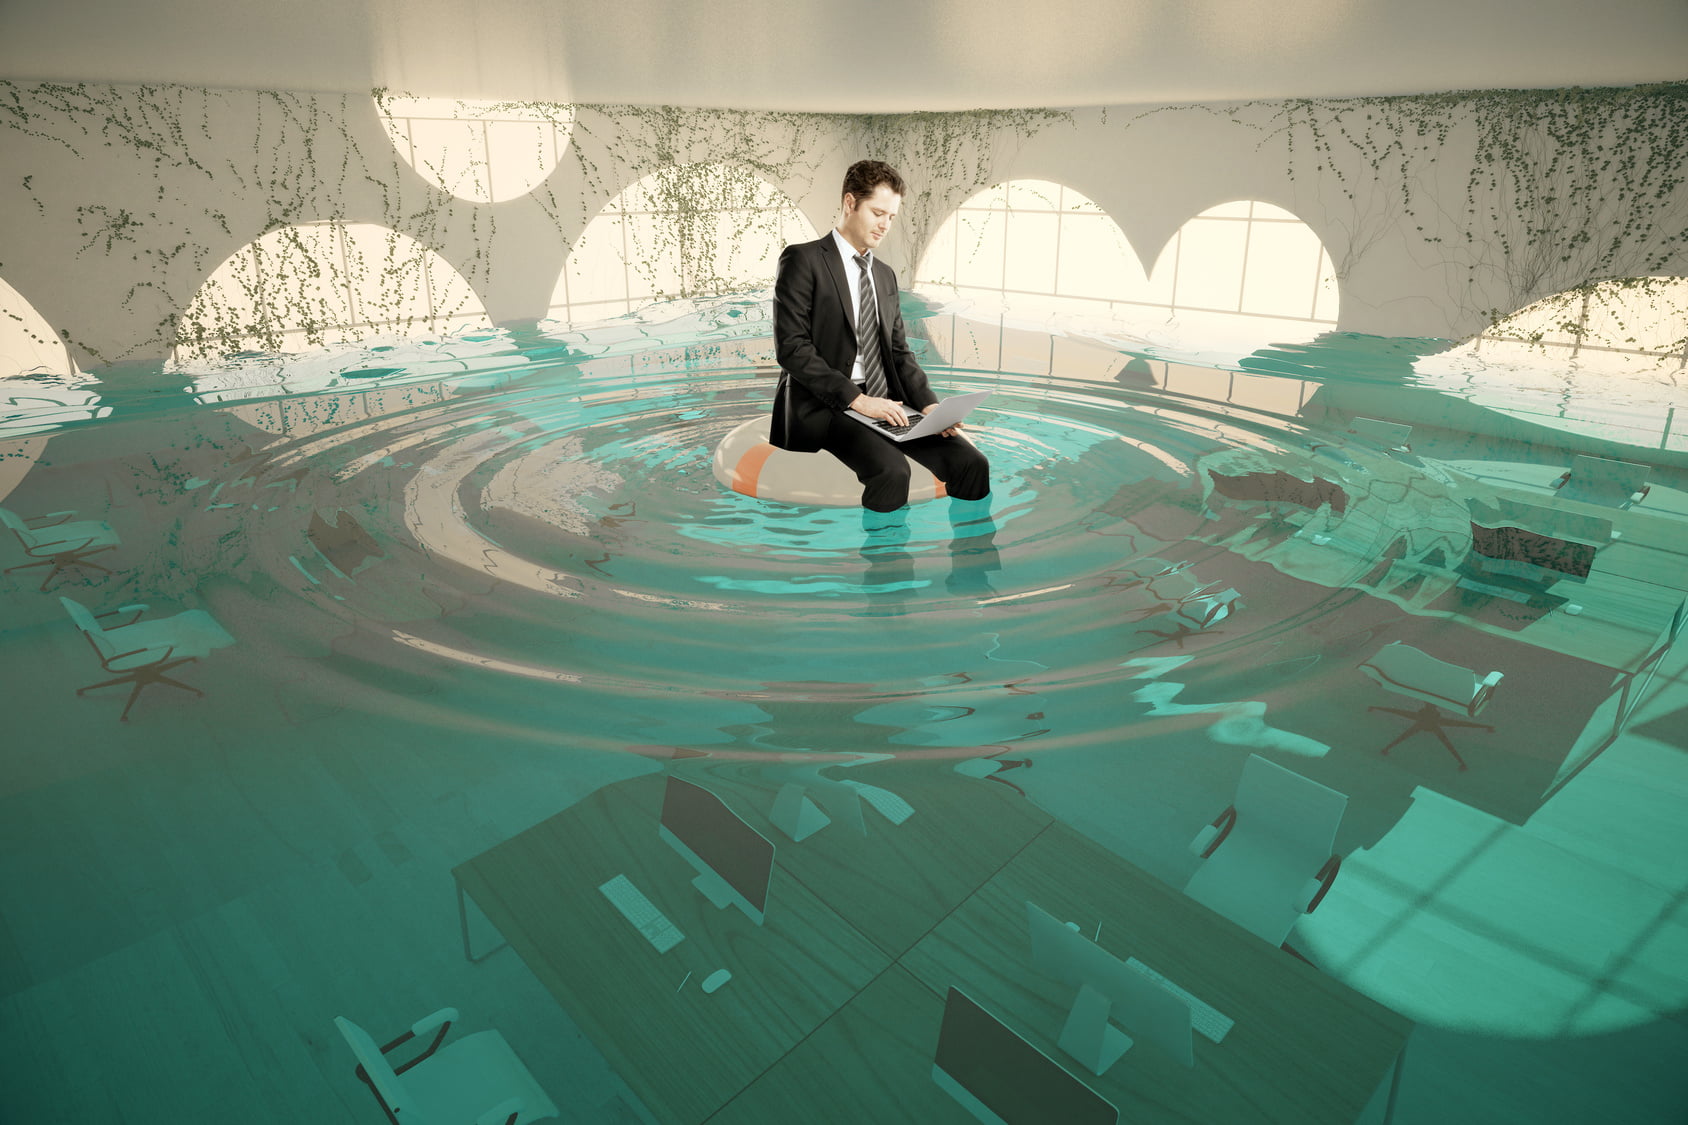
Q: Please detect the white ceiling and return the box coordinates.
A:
[1,0,1684,111]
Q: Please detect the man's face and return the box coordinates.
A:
[839,184,901,254]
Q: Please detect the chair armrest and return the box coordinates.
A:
[96,605,149,630]
[33,533,99,552]
[378,1009,455,1076]
[475,1097,525,1125]
[1300,854,1342,913]
[1471,670,1505,712]
[410,1007,460,1039]
[26,511,75,528]
[1190,806,1237,858]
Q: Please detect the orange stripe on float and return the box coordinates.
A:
[732,442,779,497]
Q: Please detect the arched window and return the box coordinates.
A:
[1,275,79,381]
[548,163,815,325]
[1,276,103,441]
[916,186,1338,332]
[1148,201,1338,326]
[376,96,574,204]
[1476,277,1688,373]
[916,180,1140,315]
[176,222,491,360]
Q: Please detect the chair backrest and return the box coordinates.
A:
[1561,455,1650,507]
[1179,588,1242,629]
[1112,556,1179,583]
[0,506,28,535]
[1361,642,1483,712]
[58,596,122,659]
[1232,754,1347,859]
[1349,417,1412,447]
[333,1016,415,1121]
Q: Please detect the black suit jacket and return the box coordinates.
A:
[770,234,937,452]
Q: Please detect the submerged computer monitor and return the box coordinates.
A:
[1026,901,1195,1074]
[932,986,1118,1125]
[658,775,776,926]
[1468,522,1596,579]
[768,762,916,842]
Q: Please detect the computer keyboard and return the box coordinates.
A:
[840,779,915,825]
[598,874,684,953]
[1126,957,1234,1044]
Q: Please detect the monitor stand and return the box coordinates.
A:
[689,868,738,911]
[771,783,831,842]
[1059,983,1133,1076]
[769,777,867,840]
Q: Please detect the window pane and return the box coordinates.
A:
[1240,220,1324,319]
[485,119,561,202]
[955,209,1008,289]
[917,220,959,287]
[1174,218,1247,312]
[1007,180,1062,212]
[405,118,489,201]
[1056,213,1138,301]
[1005,211,1060,294]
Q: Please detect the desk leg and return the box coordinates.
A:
[1382,1037,1408,1125]
[457,880,509,964]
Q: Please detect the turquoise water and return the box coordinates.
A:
[3,294,1686,1122]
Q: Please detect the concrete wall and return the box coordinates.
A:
[1,80,1684,370]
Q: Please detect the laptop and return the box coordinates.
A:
[846,391,988,442]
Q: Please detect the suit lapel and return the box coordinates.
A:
[818,237,855,331]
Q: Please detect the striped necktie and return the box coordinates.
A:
[854,253,890,399]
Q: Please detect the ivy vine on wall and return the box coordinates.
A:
[1257,80,1688,352]
[3,78,1684,368]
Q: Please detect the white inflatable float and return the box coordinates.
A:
[712,417,944,506]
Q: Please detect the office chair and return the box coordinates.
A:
[1184,754,1346,949]
[1359,641,1503,771]
[1550,454,1652,510]
[59,596,235,721]
[1100,555,1186,591]
[334,1009,559,1125]
[1347,416,1412,451]
[1,505,120,591]
[1136,585,1243,648]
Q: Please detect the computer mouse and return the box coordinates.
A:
[702,969,733,994]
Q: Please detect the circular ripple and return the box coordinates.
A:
[163,319,1455,760]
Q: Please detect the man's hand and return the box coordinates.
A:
[852,394,909,427]
[923,404,964,438]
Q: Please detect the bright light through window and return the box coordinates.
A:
[376,96,574,204]
[1,276,79,381]
[1477,277,1688,374]
[917,185,1338,331]
[549,163,815,325]
[176,222,491,360]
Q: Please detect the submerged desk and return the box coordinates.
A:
[454,765,1412,1125]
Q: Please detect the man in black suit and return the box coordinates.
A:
[771,160,990,515]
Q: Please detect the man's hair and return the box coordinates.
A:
[841,160,906,206]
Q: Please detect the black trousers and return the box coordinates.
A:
[820,411,991,512]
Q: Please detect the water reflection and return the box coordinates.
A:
[3,296,1687,1123]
